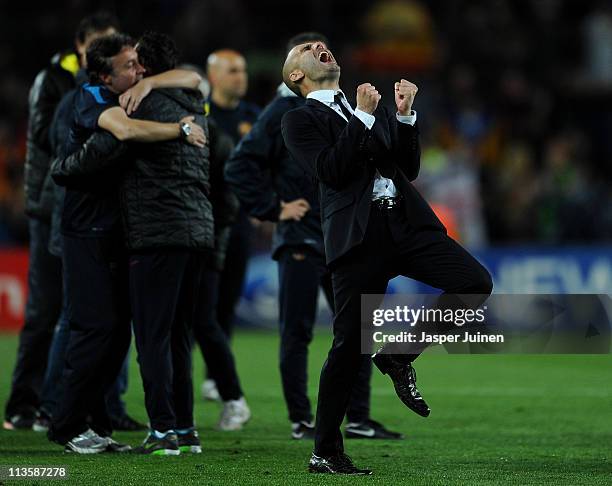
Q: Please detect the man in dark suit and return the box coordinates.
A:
[226,32,402,442]
[281,42,493,474]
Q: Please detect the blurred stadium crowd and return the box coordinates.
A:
[0,0,610,247]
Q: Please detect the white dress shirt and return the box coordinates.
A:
[306,89,417,199]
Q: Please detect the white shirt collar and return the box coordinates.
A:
[278,82,298,98]
[306,89,346,104]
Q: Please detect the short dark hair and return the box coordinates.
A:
[86,33,134,83]
[286,32,329,54]
[136,31,179,75]
[75,11,119,44]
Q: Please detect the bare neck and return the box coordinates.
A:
[211,90,240,109]
[303,79,340,97]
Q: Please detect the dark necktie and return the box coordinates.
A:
[334,93,353,121]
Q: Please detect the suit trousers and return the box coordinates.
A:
[314,204,493,456]
[277,246,371,425]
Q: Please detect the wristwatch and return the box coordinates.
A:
[180,122,192,139]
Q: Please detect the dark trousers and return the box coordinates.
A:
[105,353,129,419]
[193,268,243,401]
[5,219,62,420]
[315,205,493,456]
[49,233,131,444]
[277,246,371,424]
[130,249,205,432]
[39,297,70,417]
[216,210,252,337]
[39,303,130,419]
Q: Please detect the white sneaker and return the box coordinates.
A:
[64,428,108,454]
[201,379,221,401]
[218,397,251,431]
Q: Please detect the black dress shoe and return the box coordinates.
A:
[372,354,430,417]
[345,419,404,440]
[308,452,372,475]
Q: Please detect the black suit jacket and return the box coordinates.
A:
[281,98,444,265]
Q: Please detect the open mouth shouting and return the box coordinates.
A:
[316,47,336,65]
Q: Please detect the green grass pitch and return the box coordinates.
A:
[0,331,611,485]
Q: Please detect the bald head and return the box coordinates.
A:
[282,42,340,97]
[282,46,303,96]
[207,49,248,106]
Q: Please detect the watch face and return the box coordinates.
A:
[182,123,192,136]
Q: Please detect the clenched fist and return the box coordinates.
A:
[356,83,381,114]
[394,79,418,116]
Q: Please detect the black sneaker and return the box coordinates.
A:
[177,429,202,454]
[3,413,36,431]
[308,452,372,475]
[345,419,404,440]
[291,421,315,440]
[110,414,147,431]
[133,432,180,456]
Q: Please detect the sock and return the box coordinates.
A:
[152,429,174,439]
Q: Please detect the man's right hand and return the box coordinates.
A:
[180,116,206,148]
[356,83,381,114]
[279,198,311,221]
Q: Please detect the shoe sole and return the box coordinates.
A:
[151,449,181,456]
[292,431,315,440]
[64,445,106,454]
[308,465,373,475]
[345,433,382,439]
[345,431,404,440]
[179,445,202,454]
[32,424,49,433]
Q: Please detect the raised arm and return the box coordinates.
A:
[120,69,202,114]
[98,107,205,146]
[391,79,420,181]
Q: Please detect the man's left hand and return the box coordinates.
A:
[394,79,418,116]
